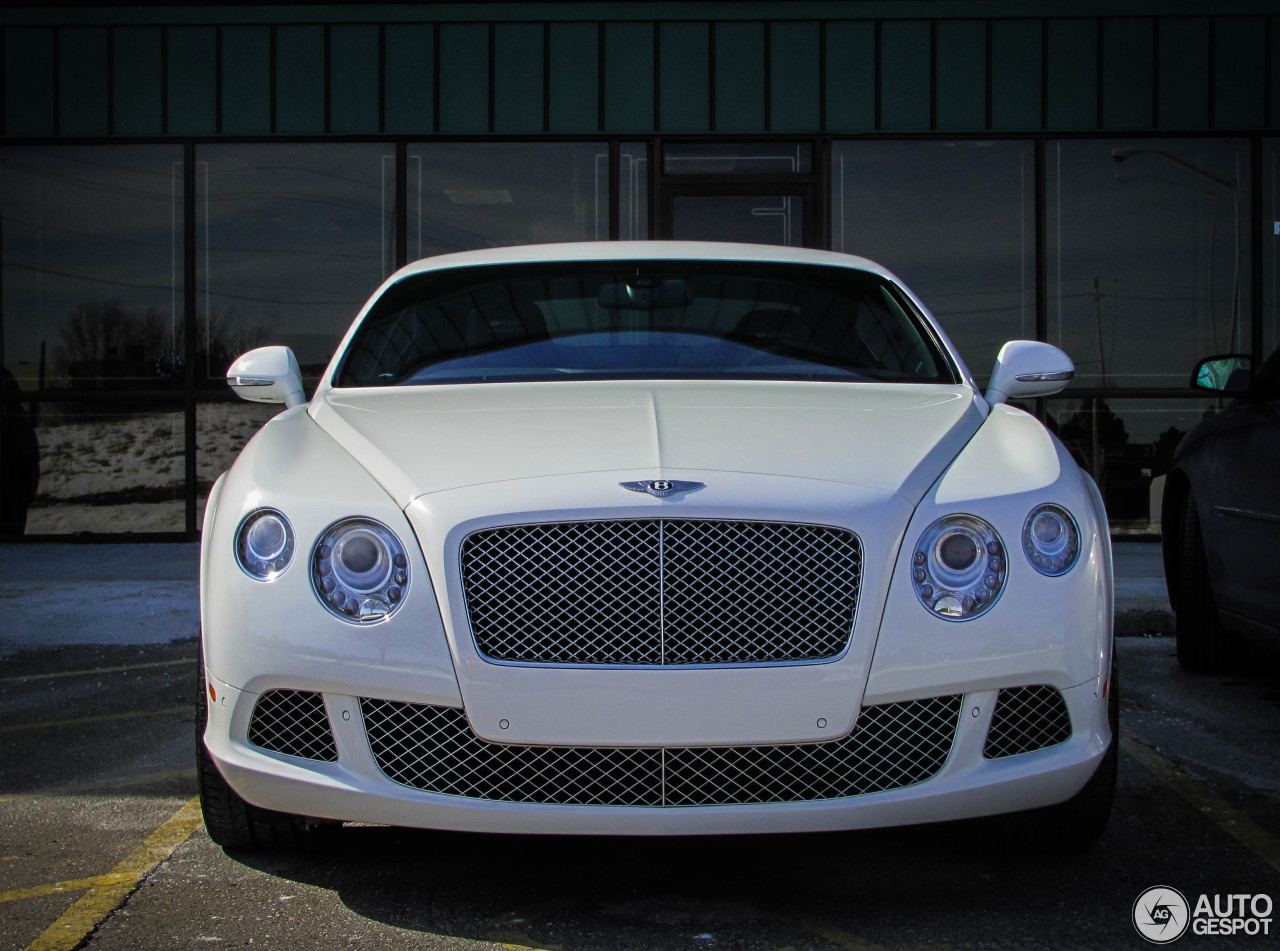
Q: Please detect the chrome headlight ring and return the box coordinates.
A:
[911,514,1007,621]
[1022,503,1082,577]
[234,508,296,581]
[311,517,410,623]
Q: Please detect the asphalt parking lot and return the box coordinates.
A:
[2,544,1278,950]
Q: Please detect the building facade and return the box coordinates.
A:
[0,1,1277,538]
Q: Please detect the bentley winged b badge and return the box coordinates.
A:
[619,479,705,498]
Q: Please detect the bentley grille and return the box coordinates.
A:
[247,689,338,762]
[983,685,1073,759]
[359,695,961,806]
[461,519,863,666]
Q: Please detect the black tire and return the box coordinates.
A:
[1174,498,1243,673]
[196,661,317,850]
[1002,663,1118,852]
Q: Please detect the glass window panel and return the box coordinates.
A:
[831,141,1035,379]
[406,143,611,259]
[1046,397,1222,536]
[671,194,804,247]
[19,403,184,535]
[1047,139,1251,389]
[663,142,812,175]
[1264,138,1279,359]
[620,141,650,240]
[196,143,396,388]
[1,146,184,391]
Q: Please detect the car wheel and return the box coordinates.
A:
[196,659,317,850]
[1002,662,1118,852]
[1174,498,1243,673]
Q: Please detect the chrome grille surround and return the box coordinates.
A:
[247,689,338,762]
[461,519,863,666]
[360,695,961,806]
[983,685,1073,759]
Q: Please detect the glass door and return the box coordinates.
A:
[656,142,820,248]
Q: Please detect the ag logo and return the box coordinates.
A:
[1133,886,1190,944]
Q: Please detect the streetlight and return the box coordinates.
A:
[1110,147,1241,354]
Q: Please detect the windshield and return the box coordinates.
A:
[335,260,958,387]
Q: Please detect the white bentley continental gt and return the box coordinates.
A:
[198,241,1115,849]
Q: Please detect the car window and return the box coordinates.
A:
[335,261,958,387]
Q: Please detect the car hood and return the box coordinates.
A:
[308,380,984,507]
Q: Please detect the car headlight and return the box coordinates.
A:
[235,509,295,581]
[1022,503,1081,576]
[311,517,410,623]
[911,515,1007,620]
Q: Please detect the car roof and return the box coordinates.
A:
[386,241,898,283]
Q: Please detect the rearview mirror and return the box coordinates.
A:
[1191,354,1251,394]
[227,346,306,408]
[984,340,1074,406]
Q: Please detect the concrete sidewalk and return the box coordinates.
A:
[0,540,1173,658]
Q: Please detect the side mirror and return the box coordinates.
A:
[1191,354,1251,394]
[227,346,306,408]
[984,340,1074,406]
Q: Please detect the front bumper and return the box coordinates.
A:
[204,671,1110,835]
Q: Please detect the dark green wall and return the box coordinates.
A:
[2,8,1276,137]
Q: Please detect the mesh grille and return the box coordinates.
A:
[248,689,338,762]
[461,519,863,666]
[360,695,961,806]
[983,685,1073,759]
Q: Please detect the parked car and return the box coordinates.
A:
[1162,346,1280,671]
[199,242,1115,850]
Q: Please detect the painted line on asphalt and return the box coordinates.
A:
[22,796,203,951]
[0,873,134,905]
[0,657,197,684]
[1122,737,1280,876]
[0,769,197,804]
[803,921,889,951]
[0,705,193,735]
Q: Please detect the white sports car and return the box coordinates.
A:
[198,241,1115,849]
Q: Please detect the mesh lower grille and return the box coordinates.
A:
[461,519,863,666]
[248,689,338,762]
[360,695,960,806]
[983,685,1073,759]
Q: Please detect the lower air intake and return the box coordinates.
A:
[983,685,1073,759]
[248,689,338,762]
[360,695,961,806]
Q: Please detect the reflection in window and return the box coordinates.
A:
[1,146,184,391]
[22,405,185,534]
[1264,139,1279,358]
[196,400,281,521]
[1048,139,1251,389]
[830,141,1035,380]
[620,142,650,240]
[406,143,611,258]
[664,142,812,176]
[196,143,395,384]
[1046,398,1219,535]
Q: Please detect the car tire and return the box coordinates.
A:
[1174,498,1243,673]
[1002,663,1118,852]
[196,660,317,850]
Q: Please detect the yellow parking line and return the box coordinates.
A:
[0,706,192,735]
[804,922,889,951]
[0,769,197,804]
[1122,737,1280,876]
[0,657,197,684]
[23,796,203,951]
[0,873,134,905]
